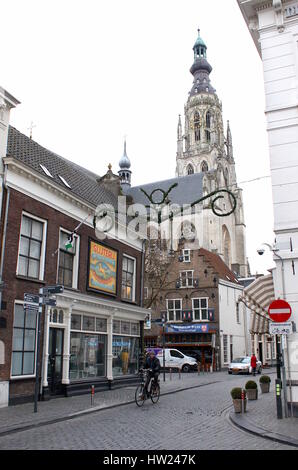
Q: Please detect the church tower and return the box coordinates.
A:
[175,29,248,277]
[118,139,132,190]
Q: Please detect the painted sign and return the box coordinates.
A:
[166,324,209,334]
[88,241,117,295]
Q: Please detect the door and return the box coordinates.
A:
[48,328,64,395]
[258,342,263,365]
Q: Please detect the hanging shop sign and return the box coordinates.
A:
[88,240,118,295]
[166,324,209,334]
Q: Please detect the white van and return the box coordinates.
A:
[156,348,197,372]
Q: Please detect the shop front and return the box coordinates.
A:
[41,291,147,398]
[164,323,217,368]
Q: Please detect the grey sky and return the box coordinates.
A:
[2,0,275,274]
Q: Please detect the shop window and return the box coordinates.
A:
[17,214,46,280]
[71,314,81,330]
[96,318,107,333]
[83,315,95,332]
[192,298,208,321]
[69,332,107,380]
[131,323,140,336]
[121,321,131,335]
[112,336,139,376]
[113,320,121,334]
[121,256,136,301]
[11,303,38,377]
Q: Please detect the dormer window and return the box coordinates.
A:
[40,164,53,178]
[58,175,71,189]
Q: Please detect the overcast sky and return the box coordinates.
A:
[2,0,276,274]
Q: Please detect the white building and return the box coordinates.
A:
[218,279,250,369]
[238,0,298,416]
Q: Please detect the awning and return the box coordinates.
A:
[238,274,275,334]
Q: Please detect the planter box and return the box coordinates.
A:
[246,388,258,400]
[233,399,247,413]
[260,382,270,393]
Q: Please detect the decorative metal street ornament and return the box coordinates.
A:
[93,184,237,234]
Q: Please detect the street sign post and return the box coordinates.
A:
[43,298,57,307]
[42,285,64,295]
[24,293,39,304]
[268,299,292,323]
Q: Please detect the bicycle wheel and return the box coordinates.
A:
[135,384,146,407]
[150,382,160,404]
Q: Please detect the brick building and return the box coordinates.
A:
[144,245,249,370]
[0,102,148,406]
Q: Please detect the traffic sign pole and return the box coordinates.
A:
[34,288,43,413]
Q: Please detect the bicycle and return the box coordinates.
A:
[135,368,160,407]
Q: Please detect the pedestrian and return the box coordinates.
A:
[251,353,257,376]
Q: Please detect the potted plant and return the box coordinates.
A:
[230,387,247,413]
[245,380,258,400]
[259,375,271,393]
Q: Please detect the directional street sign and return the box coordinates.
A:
[24,303,39,311]
[43,298,57,307]
[24,293,39,304]
[42,285,64,295]
[268,299,292,323]
[269,322,293,336]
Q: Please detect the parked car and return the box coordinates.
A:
[228,356,262,375]
[156,348,197,372]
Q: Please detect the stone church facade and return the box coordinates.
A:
[121,30,248,278]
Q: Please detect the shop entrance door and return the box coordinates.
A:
[48,328,64,395]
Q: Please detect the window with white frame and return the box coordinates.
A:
[17,214,46,280]
[11,303,38,377]
[223,334,228,364]
[57,230,79,288]
[251,334,255,355]
[192,298,208,321]
[265,338,271,361]
[121,255,136,301]
[166,299,182,322]
[144,287,149,300]
[272,339,276,359]
[181,249,191,263]
[180,270,194,287]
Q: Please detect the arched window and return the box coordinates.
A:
[194,112,201,142]
[206,111,211,129]
[222,225,231,268]
[205,130,211,142]
[187,164,194,175]
[201,161,209,172]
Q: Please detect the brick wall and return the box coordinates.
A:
[0,188,143,398]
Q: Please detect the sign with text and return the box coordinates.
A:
[269,322,293,336]
[24,293,39,304]
[166,324,209,334]
[42,285,64,295]
[88,241,118,295]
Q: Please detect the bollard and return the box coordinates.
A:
[179,368,181,380]
[210,364,213,373]
[207,364,210,373]
[170,368,172,380]
[241,388,245,413]
[197,363,200,375]
[91,384,95,406]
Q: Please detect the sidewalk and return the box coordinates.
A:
[230,375,298,448]
[0,371,223,436]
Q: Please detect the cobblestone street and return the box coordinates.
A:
[0,372,294,450]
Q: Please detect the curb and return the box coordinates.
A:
[0,379,221,438]
[229,410,298,448]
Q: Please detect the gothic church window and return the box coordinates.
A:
[205,130,211,142]
[187,164,194,175]
[194,112,201,142]
[206,111,211,129]
[201,161,208,172]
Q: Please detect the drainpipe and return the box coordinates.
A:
[0,165,10,313]
[139,239,146,366]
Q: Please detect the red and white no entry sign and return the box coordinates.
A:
[268,299,292,323]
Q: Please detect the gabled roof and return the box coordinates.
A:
[7,126,118,208]
[126,173,207,206]
[198,248,240,285]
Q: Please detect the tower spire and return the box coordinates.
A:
[189,28,216,96]
[177,114,183,157]
[118,138,132,190]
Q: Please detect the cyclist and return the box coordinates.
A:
[143,350,160,398]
